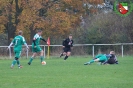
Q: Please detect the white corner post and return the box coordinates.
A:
[26,48,29,59]
[121,44,123,57]
[9,48,11,59]
[92,45,95,57]
[44,45,45,58]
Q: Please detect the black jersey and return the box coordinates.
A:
[62,38,73,48]
[104,54,118,64]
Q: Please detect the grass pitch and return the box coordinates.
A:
[0,56,133,88]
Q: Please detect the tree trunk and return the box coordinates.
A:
[30,24,36,44]
[6,1,15,44]
[6,0,23,44]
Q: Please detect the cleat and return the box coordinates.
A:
[18,65,23,68]
[84,62,90,65]
[84,63,88,65]
[28,62,31,65]
[10,66,14,69]
[60,53,63,58]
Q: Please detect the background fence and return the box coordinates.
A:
[0,43,133,59]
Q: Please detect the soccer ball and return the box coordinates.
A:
[42,61,46,65]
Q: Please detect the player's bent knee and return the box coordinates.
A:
[94,58,100,62]
[67,52,71,56]
[63,52,66,55]
[41,50,43,53]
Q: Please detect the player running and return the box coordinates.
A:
[60,34,74,60]
[84,51,116,65]
[7,31,29,69]
[28,29,46,65]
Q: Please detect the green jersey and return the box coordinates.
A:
[32,34,42,46]
[12,35,26,51]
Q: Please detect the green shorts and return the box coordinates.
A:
[32,46,42,53]
[14,50,21,58]
[95,54,108,62]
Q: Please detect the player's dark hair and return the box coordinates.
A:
[18,30,23,35]
[37,29,42,33]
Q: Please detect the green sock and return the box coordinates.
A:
[29,57,33,63]
[89,60,94,63]
[12,60,17,66]
[17,60,20,66]
[40,56,44,62]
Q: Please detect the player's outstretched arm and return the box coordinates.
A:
[7,42,13,50]
[22,37,29,49]
[41,38,46,42]
[62,39,66,47]
[24,43,29,50]
[71,40,74,49]
[71,40,74,47]
[62,39,67,48]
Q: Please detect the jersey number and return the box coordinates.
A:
[15,39,19,45]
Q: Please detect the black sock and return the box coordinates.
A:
[61,53,63,56]
[64,56,68,60]
[60,53,64,57]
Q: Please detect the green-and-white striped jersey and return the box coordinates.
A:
[12,35,26,51]
[32,34,42,46]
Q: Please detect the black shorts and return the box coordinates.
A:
[63,47,71,53]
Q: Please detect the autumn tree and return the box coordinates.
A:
[16,0,83,43]
[0,0,111,45]
[0,0,25,44]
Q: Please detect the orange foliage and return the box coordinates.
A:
[17,0,81,39]
[0,0,104,41]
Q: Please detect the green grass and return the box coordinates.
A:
[0,56,133,88]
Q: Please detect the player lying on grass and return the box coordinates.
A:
[7,31,29,69]
[28,29,46,65]
[103,52,118,65]
[60,34,74,60]
[84,51,118,65]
